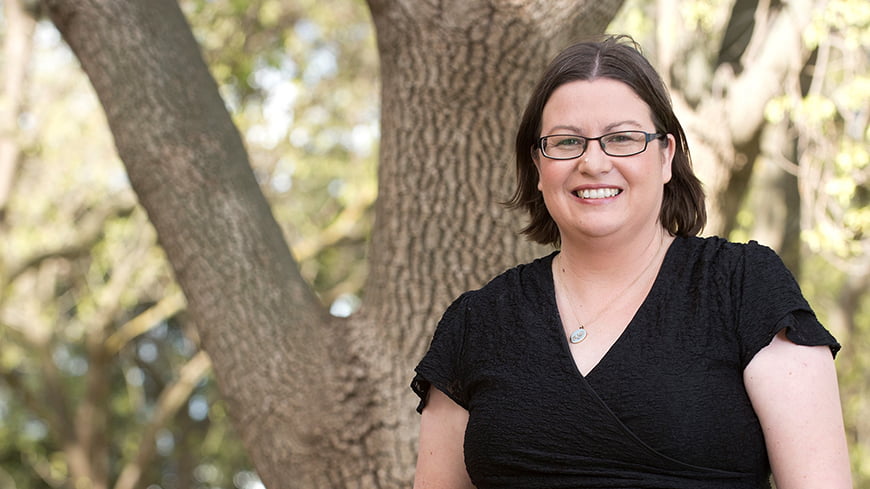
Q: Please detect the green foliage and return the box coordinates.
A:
[790,0,869,263]
[185,0,379,308]
[0,14,246,489]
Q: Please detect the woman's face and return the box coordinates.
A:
[535,78,674,244]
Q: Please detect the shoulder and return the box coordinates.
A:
[678,235,778,261]
[675,235,789,278]
[666,236,805,318]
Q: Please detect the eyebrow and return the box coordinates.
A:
[545,120,645,135]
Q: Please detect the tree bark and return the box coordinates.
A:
[42,0,623,487]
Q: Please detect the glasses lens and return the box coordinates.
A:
[542,135,586,159]
[601,131,648,156]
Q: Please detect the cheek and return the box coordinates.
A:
[537,165,558,193]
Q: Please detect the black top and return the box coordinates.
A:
[412,236,839,489]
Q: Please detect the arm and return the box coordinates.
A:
[413,388,475,489]
[744,330,852,488]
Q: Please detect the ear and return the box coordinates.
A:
[661,134,675,184]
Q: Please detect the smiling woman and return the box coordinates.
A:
[534,78,673,246]
[410,35,852,489]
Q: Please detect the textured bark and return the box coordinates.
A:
[42,0,623,487]
[362,1,623,486]
[43,1,338,486]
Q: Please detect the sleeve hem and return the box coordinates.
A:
[741,310,841,370]
[411,371,469,414]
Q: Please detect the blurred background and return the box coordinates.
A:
[0,0,866,488]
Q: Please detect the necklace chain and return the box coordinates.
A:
[556,234,665,344]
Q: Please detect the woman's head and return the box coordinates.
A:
[508,35,706,246]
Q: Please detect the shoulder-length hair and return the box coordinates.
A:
[506,35,706,246]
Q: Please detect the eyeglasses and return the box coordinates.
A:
[538,130,665,159]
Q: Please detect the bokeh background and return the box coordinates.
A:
[0,0,866,488]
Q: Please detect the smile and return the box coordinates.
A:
[573,188,622,199]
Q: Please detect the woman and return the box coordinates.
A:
[411,35,852,488]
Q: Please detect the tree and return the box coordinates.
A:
[41,0,624,487]
[1,0,382,486]
[1,1,253,486]
[6,0,866,486]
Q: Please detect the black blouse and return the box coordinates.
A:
[412,236,839,489]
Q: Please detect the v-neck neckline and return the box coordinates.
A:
[545,237,680,380]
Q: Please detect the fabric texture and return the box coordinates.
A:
[411,236,839,489]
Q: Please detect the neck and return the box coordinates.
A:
[553,226,673,342]
[558,225,671,282]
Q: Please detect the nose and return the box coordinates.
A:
[578,140,612,174]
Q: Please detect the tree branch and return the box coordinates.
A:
[0,323,77,449]
[105,290,186,356]
[2,198,136,285]
[725,0,813,144]
[0,0,37,222]
[113,350,212,489]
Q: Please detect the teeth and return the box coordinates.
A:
[576,188,620,199]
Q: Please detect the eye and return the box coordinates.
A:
[541,135,587,159]
[553,136,583,147]
[605,132,639,143]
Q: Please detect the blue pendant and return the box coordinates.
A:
[569,327,587,344]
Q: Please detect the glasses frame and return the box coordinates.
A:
[537,130,665,159]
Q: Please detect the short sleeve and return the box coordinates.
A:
[411,293,472,413]
[735,241,840,368]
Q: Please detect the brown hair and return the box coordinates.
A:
[506,35,706,246]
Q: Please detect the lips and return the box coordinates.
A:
[572,188,622,199]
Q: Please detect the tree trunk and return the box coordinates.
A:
[361,1,625,485]
[749,119,802,273]
[42,0,623,487]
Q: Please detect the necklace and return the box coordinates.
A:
[556,234,666,344]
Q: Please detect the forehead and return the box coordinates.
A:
[541,78,652,132]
